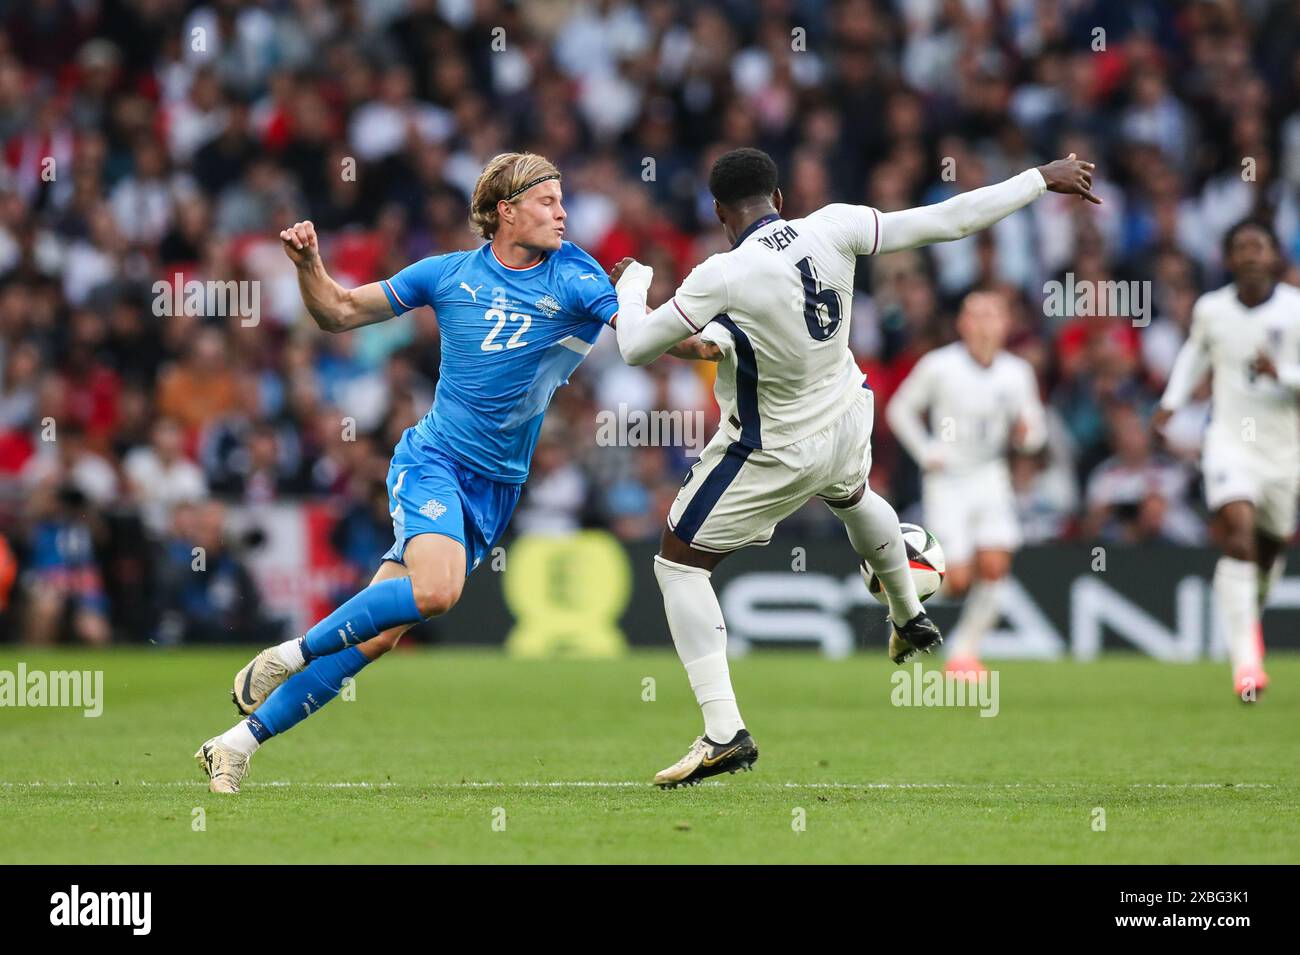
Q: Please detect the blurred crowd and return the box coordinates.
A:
[3,0,1300,643]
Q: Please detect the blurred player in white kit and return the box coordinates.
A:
[887,291,1047,678]
[1154,219,1300,701]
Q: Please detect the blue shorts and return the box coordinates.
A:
[382,428,522,575]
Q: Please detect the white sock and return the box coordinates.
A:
[687,654,744,743]
[653,555,744,743]
[219,720,261,757]
[832,489,923,623]
[274,637,306,672]
[949,579,1002,658]
[1215,557,1261,670]
[1258,557,1284,613]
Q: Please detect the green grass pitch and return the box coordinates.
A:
[1,648,1297,863]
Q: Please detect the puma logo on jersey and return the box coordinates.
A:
[460,282,483,302]
[578,272,598,281]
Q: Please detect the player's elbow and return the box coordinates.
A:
[308,306,348,334]
[925,201,977,242]
[618,338,656,367]
[947,217,979,241]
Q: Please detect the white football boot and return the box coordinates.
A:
[195,736,252,794]
[232,647,294,715]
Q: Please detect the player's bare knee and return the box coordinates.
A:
[657,526,724,572]
[411,581,460,618]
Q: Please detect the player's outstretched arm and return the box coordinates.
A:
[609,257,718,365]
[876,155,1099,254]
[281,220,394,333]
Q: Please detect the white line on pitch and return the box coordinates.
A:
[0,780,1277,790]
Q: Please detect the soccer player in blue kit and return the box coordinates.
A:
[196,153,706,792]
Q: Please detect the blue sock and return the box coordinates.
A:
[301,576,422,659]
[248,646,371,740]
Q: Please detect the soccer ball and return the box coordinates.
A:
[861,523,946,605]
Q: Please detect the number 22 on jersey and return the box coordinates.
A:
[481,308,531,351]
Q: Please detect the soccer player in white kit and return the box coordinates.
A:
[1154,219,1300,702]
[611,147,1099,786]
[886,291,1047,678]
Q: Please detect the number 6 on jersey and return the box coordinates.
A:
[796,255,842,341]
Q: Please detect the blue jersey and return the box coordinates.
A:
[380,241,618,483]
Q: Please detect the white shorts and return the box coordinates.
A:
[668,388,874,553]
[921,464,1020,566]
[1202,438,1299,539]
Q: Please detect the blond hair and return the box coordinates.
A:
[468,152,561,239]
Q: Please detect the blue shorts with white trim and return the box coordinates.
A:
[382,427,521,575]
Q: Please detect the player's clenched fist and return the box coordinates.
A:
[280,220,319,266]
[608,256,637,286]
[610,256,653,298]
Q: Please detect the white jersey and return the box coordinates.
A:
[669,205,878,450]
[1161,283,1300,469]
[886,342,1046,474]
